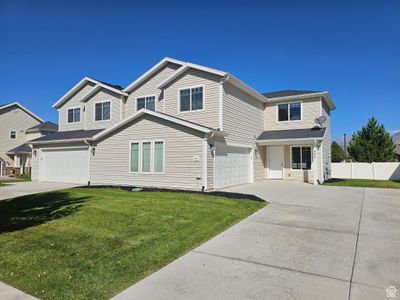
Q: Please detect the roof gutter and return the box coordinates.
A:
[30,138,93,145]
[266,92,336,110]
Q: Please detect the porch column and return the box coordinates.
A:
[312,143,318,185]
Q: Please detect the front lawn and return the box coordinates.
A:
[324,178,400,189]
[0,188,266,299]
[0,178,31,187]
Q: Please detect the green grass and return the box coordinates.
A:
[0,178,31,187]
[324,178,400,189]
[0,188,266,299]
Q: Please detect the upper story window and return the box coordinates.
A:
[67,107,81,123]
[10,130,16,139]
[278,102,301,122]
[179,86,203,112]
[137,96,155,111]
[95,101,111,121]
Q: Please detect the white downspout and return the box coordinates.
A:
[84,140,91,185]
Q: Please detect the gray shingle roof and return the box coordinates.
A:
[257,128,326,141]
[94,78,123,90]
[31,129,104,143]
[7,143,32,154]
[262,90,321,98]
[26,121,58,133]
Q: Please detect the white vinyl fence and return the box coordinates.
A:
[331,162,400,180]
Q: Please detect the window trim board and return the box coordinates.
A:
[290,145,312,171]
[128,140,165,174]
[93,100,112,122]
[135,95,157,112]
[177,84,205,114]
[276,100,303,123]
[66,106,82,124]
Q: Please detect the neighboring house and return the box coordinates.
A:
[0,102,58,177]
[30,57,335,190]
[391,131,400,161]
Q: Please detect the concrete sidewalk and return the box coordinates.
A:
[0,282,38,300]
[0,181,78,200]
[113,181,400,300]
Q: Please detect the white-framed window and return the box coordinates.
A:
[95,101,111,121]
[137,96,155,111]
[130,140,164,173]
[291,146,311,170]
[179,86,204,112]
[278,102,301,122]
[10,130,17,139]
[67,107,81,123]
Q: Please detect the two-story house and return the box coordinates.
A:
[0,102,58,177]
[30,57,335,190]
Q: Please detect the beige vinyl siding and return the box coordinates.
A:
[125,63,181,116]
[163,69,220,129]
[264,97,321,130]
[223,82,265,181]
[91,115,205,190]
[255,144,266,181]
[207,138,214,190]
[84,89,122,130]
[322,101,331,180]
[0,105,41,166]
[58,82,96,131]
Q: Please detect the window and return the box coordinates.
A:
[278,102,301,122]
[137,96,155,111]
[130,141,164,173]
[10,130,16,139]
[130,142,139,172]
[179,86,203,112]
[95,101,111,121]
[291,146,311,170]
[67,108,81,123]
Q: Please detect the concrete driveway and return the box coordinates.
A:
[0,181,79,200]
[113,181,400,300]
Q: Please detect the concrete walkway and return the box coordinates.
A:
[0,181,78,200]
[0,280,39,299]
[113,181,400,300]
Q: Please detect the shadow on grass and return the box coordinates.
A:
[0,191,91,233]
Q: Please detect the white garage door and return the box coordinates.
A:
[40,148,89,184]
[215,144,252,189]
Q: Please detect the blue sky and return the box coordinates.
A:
[1,0,399,140]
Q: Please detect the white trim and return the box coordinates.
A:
[66,106,82,124]
[93,109,213,141]
[249,148,254,183]
[157,63,226,89]
[79,84,127,103]
[226,141,254,148]
[218,81,224,130]
[52,77,97,108]
[30,139,88,145]
[10,130,17,139]
[202,137,208,190]
[93,100,112,122]
[257,137,323,145]
[276,101,302,123]
[290,145,312,171]
[128,140,165,174]
[266,92,336,110]
[124,57,185,92]
[0,102,44,123]
[135,95,157,112]
[177,85,205,114]
[120,95,125,120]
[41,146,88,151]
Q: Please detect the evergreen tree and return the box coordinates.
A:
[348,117,395,162]
[331,141,346,162]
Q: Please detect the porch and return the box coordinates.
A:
[256,128,326,185]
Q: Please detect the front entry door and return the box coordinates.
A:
[268,146,284,179]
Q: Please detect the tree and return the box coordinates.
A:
[347,117,395,162]
[331,141,346,162]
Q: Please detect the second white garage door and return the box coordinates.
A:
[215,144,252,189]
[40,147,89,184]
